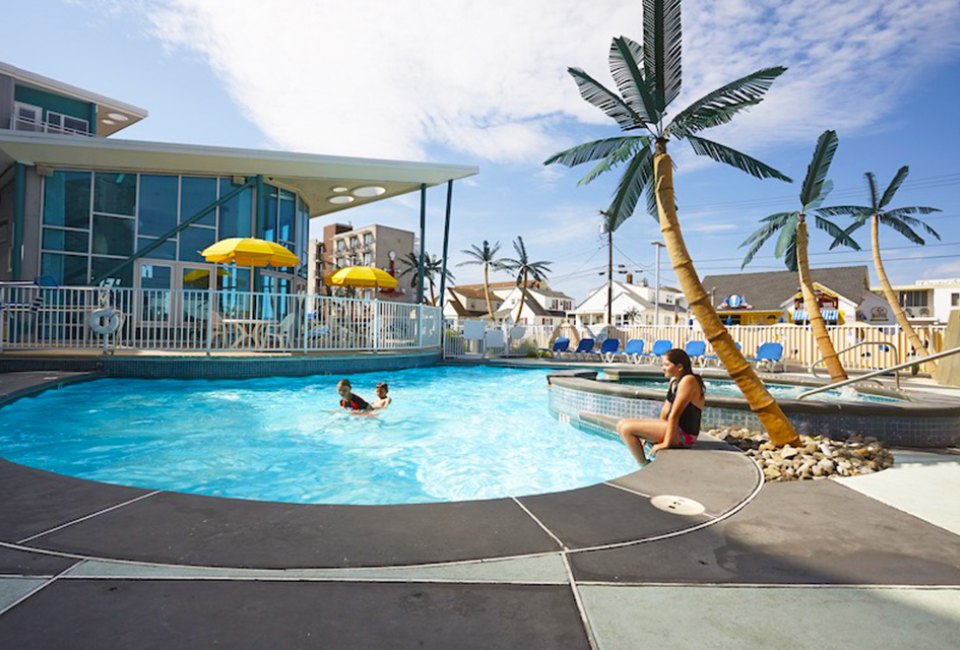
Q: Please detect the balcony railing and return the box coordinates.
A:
[11,116,91,137]
[0,285,441,354]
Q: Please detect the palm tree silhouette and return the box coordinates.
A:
[457,240,502,320]
[399,252,454,305]
[498,237,552,325]
[544,0,798,444]
[740,130,861,383]
[818,167,941,367]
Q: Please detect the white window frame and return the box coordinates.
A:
[46,111,89,135]
[12,101,43,131]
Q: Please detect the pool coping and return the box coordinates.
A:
[0,370,761,570]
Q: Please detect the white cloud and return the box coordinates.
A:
[81,0,960,166]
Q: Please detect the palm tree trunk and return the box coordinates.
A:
[796,218,847,382]
[428,277,437,306]
[653,140,799,446]
[516,270,528,325]
[483,263,495,321]
[871,215,934,369]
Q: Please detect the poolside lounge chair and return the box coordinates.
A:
[749,342,785,372]
[572,338,595,360]
[543,337,570,357]
[641,339,673,364]
[619,338,645,364]
[703,342,740,367]
[684,340,707,367]
[599,337,620,363]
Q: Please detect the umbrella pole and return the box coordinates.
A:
[206,265,215,356]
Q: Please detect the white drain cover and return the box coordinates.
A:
[650,495,706,516]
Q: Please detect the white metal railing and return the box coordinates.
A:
[440,320,947,369]
[0,285,441,354]
[12,116,92,137]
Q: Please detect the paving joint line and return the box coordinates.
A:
[16,490,162,544]
[562,553,597,650]
[0,560,82,618]
[511,497,567,550]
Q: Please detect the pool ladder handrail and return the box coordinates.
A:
[798,343,960,400]
[808,340,902,392]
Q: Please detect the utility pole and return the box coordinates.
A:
[607,225,613,326]
[651,240,665,326]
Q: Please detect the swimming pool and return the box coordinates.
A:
[0,366,636,505]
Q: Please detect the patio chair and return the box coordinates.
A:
[684,340,707,367]
[619,338,645,364]
[749,342,785,372]
[543,337,570,357]
[262,313,300,350]
[641,339,673,364]
[572,338,595,360]
[599,337,621,363]
[703,342,740,367]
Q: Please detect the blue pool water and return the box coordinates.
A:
[0,366,636,505]
[618,377,901,403]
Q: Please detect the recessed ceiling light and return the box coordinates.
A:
[329,196,355,204]
[106,112,129,122]
[101,119,116,125]
[331,186,348,192]
[352,185,386,197]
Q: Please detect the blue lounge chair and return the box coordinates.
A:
[599,337,620,363]
[684,340,707,367]
[620,338,645,364]
[749,342,785,372]
[642,339,673,364]
[703,342,740,367]
[551,337,570,354]
[572,338,595,359]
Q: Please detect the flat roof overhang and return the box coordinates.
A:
[0,131,478,217]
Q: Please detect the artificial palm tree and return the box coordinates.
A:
[457,240,502,320]
[545,0,798,444]
[399,252,454,305]
[740,130,860,383]
[498,237,552,325]
[817,167,941,367]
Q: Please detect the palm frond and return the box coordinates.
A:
[865,172,880,211]
[814,215,860,251]
[814,205,873,219]
[739,216,791,269]
[879,166,909,209]
[686,134,792,182]
[577,138,646,186]
[609,36,659,124]
[606,146,656,226]
[800,130,838,209]
[884,206,941,217]
[829,221,866,250]
[667,67,787,138]
[643,0,682,111]
[772,214,799,272]
[878,214,926,245]
[543,136,642,167]
[568,68,646,131]
[893,214,941,240]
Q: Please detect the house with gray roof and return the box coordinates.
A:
[702,266,895,326]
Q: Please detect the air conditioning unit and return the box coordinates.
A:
[919,307,931,317]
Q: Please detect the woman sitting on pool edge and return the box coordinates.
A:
[616,348,705,465]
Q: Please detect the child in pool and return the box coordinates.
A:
[337,378,373,412]
[372,382,391,409]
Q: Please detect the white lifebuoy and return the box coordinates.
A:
[89,308,121,336]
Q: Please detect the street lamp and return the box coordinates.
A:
[651,241,666,326]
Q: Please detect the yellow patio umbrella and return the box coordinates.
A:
[200,238,299,267]
[183,267,230,285]
[324,266,398,290]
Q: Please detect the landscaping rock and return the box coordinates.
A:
[707,426,896,482]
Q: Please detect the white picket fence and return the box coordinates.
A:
[443,320,946,371]
[0,285,442,354]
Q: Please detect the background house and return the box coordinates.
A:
[572,278,686,328]
[494,283,574,327]
[702,266,894,326]
[870,278,960,325]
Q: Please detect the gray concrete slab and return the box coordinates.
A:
[0,580,590,649]
[64,553,570,583]
[569,480,960,585]
[834,450,960,535]
[609,440,760,516]
[0,544,76,576]
[518,483,712,549]
[0,577,47,612]
[0,459,150,543]
[579,585,960,650]
[31,491,561,568]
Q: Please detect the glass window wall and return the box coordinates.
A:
[94,172,136,216]
[138,174,179,237]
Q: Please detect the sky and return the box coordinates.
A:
[3,0,960,303]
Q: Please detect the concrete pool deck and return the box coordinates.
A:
[0,371,958,648]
